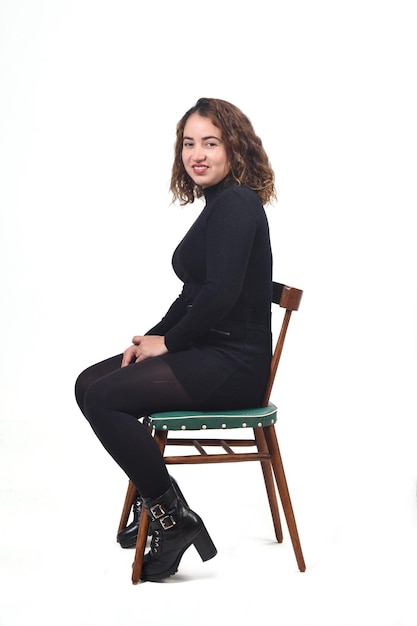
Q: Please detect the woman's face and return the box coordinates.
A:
[182,113,230,188]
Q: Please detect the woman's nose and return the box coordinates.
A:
[192,146,206,162]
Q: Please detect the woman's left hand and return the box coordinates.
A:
[121,335,168,367]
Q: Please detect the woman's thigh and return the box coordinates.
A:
[82,356,194,420]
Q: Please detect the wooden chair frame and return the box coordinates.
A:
[118,282,306,583]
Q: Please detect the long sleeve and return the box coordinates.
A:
[145,290,188,336]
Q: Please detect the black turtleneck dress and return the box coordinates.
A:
[75,179,273,497]
[147,180,273,409]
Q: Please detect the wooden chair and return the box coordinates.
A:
[118,281,306,584]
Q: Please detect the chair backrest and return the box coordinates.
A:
[262,282,303,407]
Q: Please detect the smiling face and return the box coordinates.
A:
[181,113,230,188]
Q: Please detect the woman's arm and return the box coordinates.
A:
[145,290,188,336]
[121,291,187,366]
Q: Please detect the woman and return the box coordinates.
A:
[75,97,276,582]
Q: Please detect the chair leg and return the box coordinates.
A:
[131,428,168,584]
[254,428,283,542]
[263,425,306,572]
[154,429,168,454]
[131,507,149,584]
[118,479,137,534]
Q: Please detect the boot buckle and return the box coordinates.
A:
[150,504,166,519]
[160,515,176,530]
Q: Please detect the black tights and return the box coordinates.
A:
[75,354,194,499]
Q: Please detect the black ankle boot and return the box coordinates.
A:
[140,484,217,582]
[117,476,187,549]
[117,491,143,549]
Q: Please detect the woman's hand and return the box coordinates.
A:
[121,335,168,367]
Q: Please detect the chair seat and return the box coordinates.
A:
[146,402,278,431]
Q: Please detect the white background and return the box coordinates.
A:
[1,1,416,625]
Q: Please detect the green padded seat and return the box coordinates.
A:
[146,402,278,431]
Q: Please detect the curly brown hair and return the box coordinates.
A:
[170,98,276,206]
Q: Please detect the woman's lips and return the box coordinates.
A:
[192,165,208,174]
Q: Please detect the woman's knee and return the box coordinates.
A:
[81,378,110,424]
[75,355,123,412]
[74,368,92,413]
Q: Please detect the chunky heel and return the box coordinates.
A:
[193,524,217,561]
